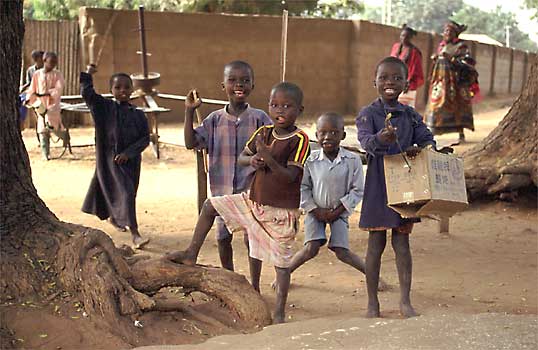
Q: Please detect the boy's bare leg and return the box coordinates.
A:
[217,235,234,271]
[365,231,386,318]
[243,233,262,292]
[165,199,218,265]
[392,230,418,318]
[249,257,262,293]
[271,240,321,290]
[333,247,389,291]
[273,266,291,324]
[130,226,149,249]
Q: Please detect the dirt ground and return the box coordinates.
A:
[2,95,537,349]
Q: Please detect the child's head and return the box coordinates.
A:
[316,112,345,157]
[374,57,408,103]
[43,52,58,72]
[399,24,417,46]
[109,73,133,102]
[31,50,44,67]
[222,60,254,104]
[268,82,304,132]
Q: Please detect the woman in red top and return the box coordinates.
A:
[390,24,424,108]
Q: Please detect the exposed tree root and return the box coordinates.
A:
[464,59,538,200]
[130,258,272,327]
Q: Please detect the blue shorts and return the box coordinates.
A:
[304,212,349,250]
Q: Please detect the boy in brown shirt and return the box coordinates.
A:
[167,82,310,323]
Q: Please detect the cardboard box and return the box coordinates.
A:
[384,148,468,218]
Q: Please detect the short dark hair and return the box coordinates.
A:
[43,51,57,61]
[318,112,344,129]
[224,60,254,80]
[375,56,408,80]
[270,81,303,105]
[31,50,44,59]
[109,73,133,88]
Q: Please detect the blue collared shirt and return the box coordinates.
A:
[301,147,364,216]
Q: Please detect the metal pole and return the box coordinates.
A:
[138,5,149,78]
[280,10,289,82]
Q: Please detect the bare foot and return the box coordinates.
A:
[365,302,380,318]
[132,236,150,250]
[164,250,196,266]
[400,302,419,318]
[272,313,285,324]
[108,218,127,232]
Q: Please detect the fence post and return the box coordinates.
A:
[508,49,514,93]
[489,45,497,96]
[521,52,529,93]
[423,33,435,107]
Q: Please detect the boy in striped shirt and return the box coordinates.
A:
[167,82,310,324]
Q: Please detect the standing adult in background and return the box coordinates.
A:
[425,21,478,142]
[390,24,424,108]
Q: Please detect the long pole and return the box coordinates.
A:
[138,5,149,78]
[280,10,289,82]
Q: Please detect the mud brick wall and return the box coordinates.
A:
[77,7,533,123]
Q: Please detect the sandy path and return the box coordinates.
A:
[5,96,536,349]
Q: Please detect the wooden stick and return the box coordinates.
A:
[192,90,208,174]
[93,12,118,67]
[280,9,289,82]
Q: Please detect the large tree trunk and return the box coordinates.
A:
[464,59,538,200]
[0,3,270,347]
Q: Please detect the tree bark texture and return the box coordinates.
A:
[0,3,271,346]
[464,59,538,199]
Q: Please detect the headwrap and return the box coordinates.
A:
[401,24,417,37]
[445,21,467,36]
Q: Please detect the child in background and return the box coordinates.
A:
[285,112,371,282]
[80,65,150,249]
[167,82,310,323]
[356,56,435,318]
[26,51,65,160]
[184,60,272,272]
[20,50,44,94]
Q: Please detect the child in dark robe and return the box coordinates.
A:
[356,56,435,318]
[80,65,150,249]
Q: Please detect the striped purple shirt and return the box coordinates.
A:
[194,105,272,196]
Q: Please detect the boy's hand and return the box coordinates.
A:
[250,154,266,169]
[255,129,271,161]
[405,146,422,159]
[86,64,98,75]
[312,208,331,223]
[114,153,129,165]
[185,90,202,110]
[379,119,397,144]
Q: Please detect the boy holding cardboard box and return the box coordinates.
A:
[356,56,435,318]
